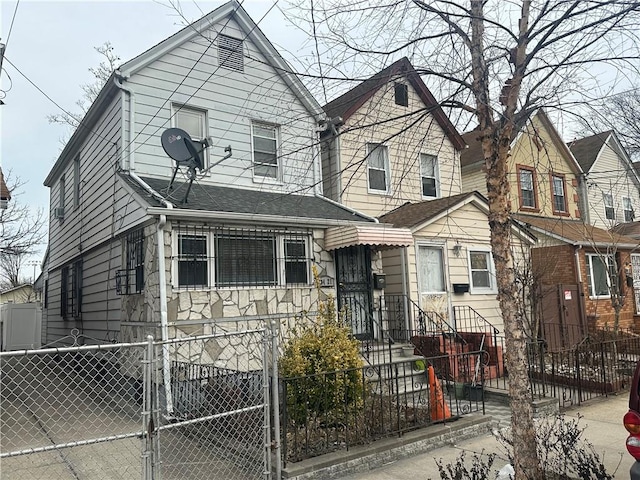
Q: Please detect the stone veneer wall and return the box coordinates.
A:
[119,222,341,369]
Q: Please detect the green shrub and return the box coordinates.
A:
[280,273,364,424]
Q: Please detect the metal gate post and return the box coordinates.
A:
[142,335,155,480]
[270,319,282,480]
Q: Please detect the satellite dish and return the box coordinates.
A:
[161,128,198,166]
[160,127,233,204]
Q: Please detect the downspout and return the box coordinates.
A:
[575,245,583,283]
[157,214,174,417]
[579,174,590,225]
[115,72,174,415]
[114,72,136,171]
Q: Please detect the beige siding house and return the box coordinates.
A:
[569,130,640,229]
[462,110,583,219]
[319,59,532,339]
[379,193,535,333]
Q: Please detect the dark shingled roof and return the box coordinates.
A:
[513,213,638,248]
[378,192,478,228]
[120,174,374,223]
[568,131,612,173]
[323,57,465,151]
[460,130,484,168]
[0,168,10,200]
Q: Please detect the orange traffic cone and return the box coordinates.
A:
[428,365,451,421]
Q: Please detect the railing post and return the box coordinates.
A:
[141,335,155,480]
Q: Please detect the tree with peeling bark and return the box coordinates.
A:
[290,1,640,477]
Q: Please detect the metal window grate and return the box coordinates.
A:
[174,224,311,289]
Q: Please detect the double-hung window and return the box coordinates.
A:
[551,174,567,214]
[517,167,536,210]
[178,234,208,287]
[175,228,310,288]
[603,193,615,220]
[420,154,439,198]
[586,253,616,298]
[469,250,495,292]
[367,143,389,193]
[624,197,635,222]
[252,123,279,179]
[173,104,208,169]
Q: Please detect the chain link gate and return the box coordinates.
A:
[1,326,277,480]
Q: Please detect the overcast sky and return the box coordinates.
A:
[0,0,311,268]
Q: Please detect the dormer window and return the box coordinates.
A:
[218,34,244,72]
[394,83,408,107]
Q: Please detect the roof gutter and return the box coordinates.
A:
[146,205,375,227]
[313,194,378,223]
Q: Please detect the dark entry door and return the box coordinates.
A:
[335,246,373,339]
[540,284,587,351]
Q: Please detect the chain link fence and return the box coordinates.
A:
[1,325,276,480]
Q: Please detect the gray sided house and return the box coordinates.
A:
[41,0,407,350]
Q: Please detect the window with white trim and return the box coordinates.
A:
[417,246,445,293]
[468,250,495,292]
[218,34,244,72]
[367,143,389,192]
[252,123,279,179]
[624,197,635,222]
[174,227,310,288]
[585,253,616,298]
[603,193,615,220]
[173,105,208,169]
[518,168,536,209]
[551,174,567,213]
[420,154,439,198]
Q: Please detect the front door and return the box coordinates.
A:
[335,246,373,339]
[631,254,640,314]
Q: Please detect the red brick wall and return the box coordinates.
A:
[531,245,636,331]
[578,249,636,331]
[531,245,577,284]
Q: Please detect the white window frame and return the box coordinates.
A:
[467,249,497,294]
[251,122,280,182]
[171,104,209,170]
[585,253,615,299]
[551,174,567,213]
[416,244,446,294]
[603,193,615,220]
[518,168,536,209]
[420,153,439,199]
[624,196,635,222]
[366,143,390,194]
[59,175,66,210]
[172,230,311,289]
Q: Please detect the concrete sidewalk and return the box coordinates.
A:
[341,394,634,479]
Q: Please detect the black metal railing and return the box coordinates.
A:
[279,349,485,465]
[384,294,459,341]
[525,334,640,408]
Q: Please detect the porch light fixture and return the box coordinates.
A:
[453,241,463,257]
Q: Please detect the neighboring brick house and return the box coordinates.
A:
[517,214,638,339]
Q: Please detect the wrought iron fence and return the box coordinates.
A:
[526,335,640,408]
[279,349,485,466]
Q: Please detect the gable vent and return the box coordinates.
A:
[218,34,244,72]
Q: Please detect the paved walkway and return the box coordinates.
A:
[342,394,634,479]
